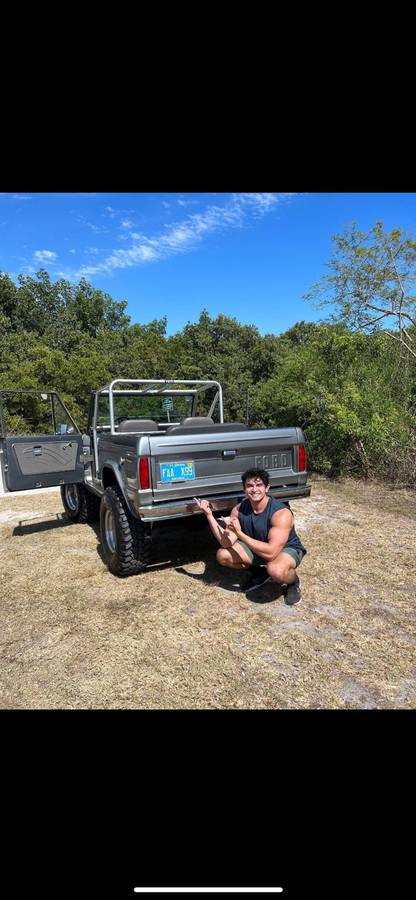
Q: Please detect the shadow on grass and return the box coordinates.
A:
[13,512,289,604]
[12,513,72,535]
[159,521,287,602]
[94,518,218,572]
[96,517,288,602]
[174,562,286,603]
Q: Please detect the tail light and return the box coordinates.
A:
[139,457,150,490]
[298,444,306,472]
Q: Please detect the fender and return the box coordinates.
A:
[100,463,138,518]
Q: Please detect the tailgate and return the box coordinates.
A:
[148,428,302,502]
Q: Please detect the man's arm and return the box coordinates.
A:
[221,505,240,547]
[194,498,240,547]
[227,508,293,561]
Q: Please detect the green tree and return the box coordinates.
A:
[2,270,131,347]
[251,324,415,482]
[166,310,276,421]
[1,267,415,484]
[304,221,416,359]
[0,272,19,329]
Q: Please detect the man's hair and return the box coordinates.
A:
[241,468,270,488]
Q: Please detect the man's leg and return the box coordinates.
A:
[266,551,297,585]
[216,545,252,569]
[266,550,302,605]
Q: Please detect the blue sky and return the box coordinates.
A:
[0,192,415,336]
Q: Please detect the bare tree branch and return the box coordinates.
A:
[386,330,416,359]
[358,312,390,329]
[402,325,414,343]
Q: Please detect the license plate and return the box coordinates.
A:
[160,460,195,482]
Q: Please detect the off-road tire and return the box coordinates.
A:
[61,483,101,524]
[100,485,151,576]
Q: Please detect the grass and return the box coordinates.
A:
[1,475,415,708]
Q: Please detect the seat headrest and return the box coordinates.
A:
[117,419,158,432]
[166,421,247,435]
[179,416,214,427]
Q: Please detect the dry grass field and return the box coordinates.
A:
[1,475,415,708]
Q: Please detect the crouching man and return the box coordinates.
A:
[194,468,306,604]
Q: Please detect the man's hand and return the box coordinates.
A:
[221,527,236,547]
[194,497,212,516]
[227,517,243,540]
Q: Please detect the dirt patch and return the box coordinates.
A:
[0,477,415,708]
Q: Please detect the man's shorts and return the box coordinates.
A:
[235,540,306,568]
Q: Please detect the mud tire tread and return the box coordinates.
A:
[100,485,151,576]
[61,483,101,524]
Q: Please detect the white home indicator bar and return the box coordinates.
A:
[134,890,283,894]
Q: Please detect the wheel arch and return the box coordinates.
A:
[101,464,136,516]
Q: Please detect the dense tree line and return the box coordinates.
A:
[0,265,415,485]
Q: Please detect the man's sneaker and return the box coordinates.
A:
[244,567,272,593]
[283,575,302,606]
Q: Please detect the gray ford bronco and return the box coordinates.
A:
[0,380,311,576]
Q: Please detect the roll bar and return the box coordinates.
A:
[93,379,224,435]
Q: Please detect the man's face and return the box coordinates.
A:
[244,477,269,502]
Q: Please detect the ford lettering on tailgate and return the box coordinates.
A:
[160,460,195,482]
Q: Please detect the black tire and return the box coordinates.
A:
[61,483,101,523]
[99,485,151,576]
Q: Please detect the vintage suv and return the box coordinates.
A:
[0,380,311,576]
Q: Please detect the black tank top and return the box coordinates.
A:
[238,496,306,552]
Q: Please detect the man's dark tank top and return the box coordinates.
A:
[238,496,306,552]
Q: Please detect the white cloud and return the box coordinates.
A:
[75,193,297,279]
[86,222,107,234]
[55,270,78,282]
[13,194,32,201]
[177,197,199,207]
[103,206,136,225]
[237,192,296,216]
[69,249,76,254]
[34,249,57,262]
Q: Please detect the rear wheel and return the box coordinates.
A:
[100,486,151,576]
[61,483,100,523]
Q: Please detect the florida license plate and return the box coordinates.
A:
[160,460,195,482]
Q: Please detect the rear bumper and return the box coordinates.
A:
[139,482,312,522]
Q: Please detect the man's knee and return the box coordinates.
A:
[266,559,295,582]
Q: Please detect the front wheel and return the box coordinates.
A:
[61,483,100,523]
[100,486,152,576]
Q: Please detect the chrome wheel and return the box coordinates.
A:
[64,484,79,512]
[104,508,117,553]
